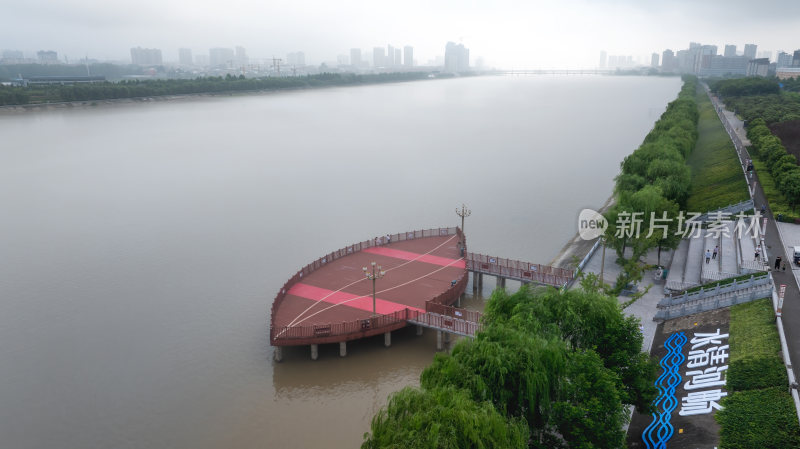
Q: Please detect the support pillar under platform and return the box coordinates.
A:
[339,341,347,357]
[437,331,443,351]
[274,346,283,363]
[416,325,423,336]
[384,331,391,347]
[310,344,319,361]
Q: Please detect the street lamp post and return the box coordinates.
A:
[363,261,385,316]
[455,203,472,233]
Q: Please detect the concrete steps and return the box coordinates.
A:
[685,234,705,286]
[666,239,690,291]
[721,222,738,275]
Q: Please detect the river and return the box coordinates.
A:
[0,75,681,449]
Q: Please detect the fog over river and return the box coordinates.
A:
[0,75,681,448]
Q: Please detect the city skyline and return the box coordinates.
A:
[3,0,800,69]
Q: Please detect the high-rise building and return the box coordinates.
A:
[724,44,737,57]
[743,44,757,60]
[286,52,305,66]
[746,58,770,77]
[444,42,469,72]
[209,48,234,67]
[387,45,395,67]
[599,50,607,68]
[130,47,162,65]
[2,50,23,60]
[350,48,362,67]
[235,46,248,67]
[178,48,193,66]
[37,50,58,64]
[793,50,800,67]
[403,46,413,67]
[777,51,793,68]
[373,47,385,68]
[651,53,659,67]
[661,49,674,71]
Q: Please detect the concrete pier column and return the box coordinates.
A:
[499,277,506,289]
[416,325,423,336]
[456,295,461,307]
[274,346,283,363]
[444,332,451,344]
[472,272,478,291]
[384,331,392,347]
[310,344,319,361]
[339,341,347,357]
[478,273,483,289]
[437,331,443,350]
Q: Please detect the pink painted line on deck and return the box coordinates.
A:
[288,283,424,314]
[362,247,466,268]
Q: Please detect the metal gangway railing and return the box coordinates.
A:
[407,302,483,338]
[465,252,574,287]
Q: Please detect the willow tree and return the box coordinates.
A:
[361,386,529,449]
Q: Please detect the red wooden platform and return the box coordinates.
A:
[270,228,468,346]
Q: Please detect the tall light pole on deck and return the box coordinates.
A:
[363,262,385,316]
[456,204,471,233]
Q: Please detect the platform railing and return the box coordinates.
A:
[426,301,482,324]
[270,227,467,345]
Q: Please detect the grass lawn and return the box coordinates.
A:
[716,298,799,448]
[728,298,781,363]
[685,85,750,213]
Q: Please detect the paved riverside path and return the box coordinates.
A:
[709,93,800,385]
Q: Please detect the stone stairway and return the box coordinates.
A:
[684,233,705,286]
[665,239,690,291]
[666,217,768,294]
[721,221,738,274]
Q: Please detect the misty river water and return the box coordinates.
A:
[0,75,681,449]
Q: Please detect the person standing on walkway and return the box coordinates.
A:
[755,247,760,261]
[776,256,783,270]
[713,246,718,260]
[705,249,712,264]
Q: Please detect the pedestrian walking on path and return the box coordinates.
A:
[775,256,783,270]
[713,246,718,259]
[755,247,760,261]
[705,249,712,264]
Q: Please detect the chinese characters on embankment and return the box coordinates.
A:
[628,314,730,449]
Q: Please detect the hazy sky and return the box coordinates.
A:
[3,0,800,68]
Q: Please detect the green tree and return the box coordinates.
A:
[782,171,800,211]
[362,386,529,449]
